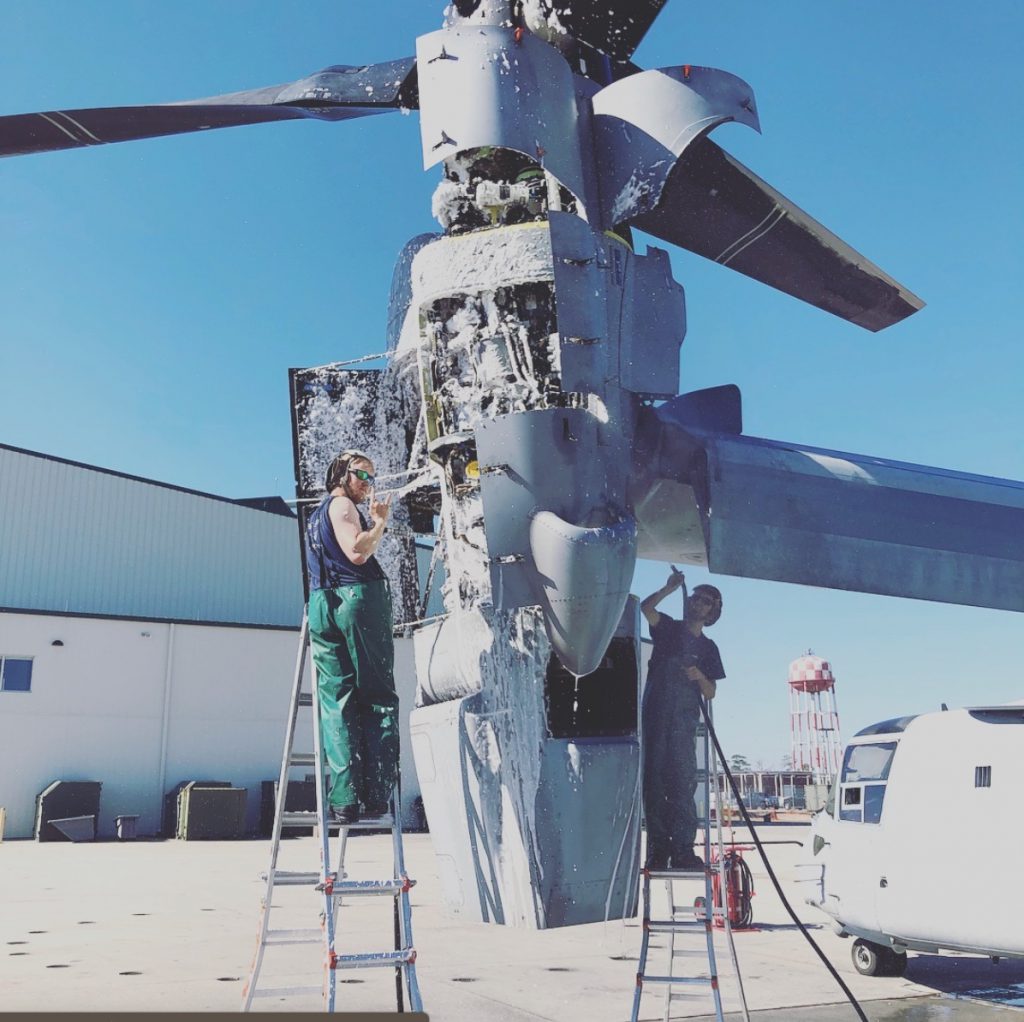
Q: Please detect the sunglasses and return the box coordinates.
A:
[348,468,375,484]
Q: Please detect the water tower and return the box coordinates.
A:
[788,651,843,785]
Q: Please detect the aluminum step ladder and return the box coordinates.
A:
[632,709,749,1022]
[242,613,422,1013]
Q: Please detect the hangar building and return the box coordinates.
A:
[0,443,420,839]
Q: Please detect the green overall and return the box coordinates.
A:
[308,580,399,811]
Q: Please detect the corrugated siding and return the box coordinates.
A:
[0,447,303,626]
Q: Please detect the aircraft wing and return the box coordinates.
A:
[627,136,924,332]
[633,389,1024,612]
[0,58,417,158]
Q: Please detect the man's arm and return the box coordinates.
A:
[329,493,391,565]
[685,666,717,701]
[640,568,686,627]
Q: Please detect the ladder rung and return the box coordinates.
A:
[647,868,707,879]
[267,870,322,886]
[289,752,316,767]
[640,974,713,987]
[279,810,396,829]
[281,811,319,826]
[298,692,313,707]
[332,949,416,970]
[342,814,396,829]
[670,906,726,919]
[249,985,322,999]
[329,878,413,897]
[647,920,707,934]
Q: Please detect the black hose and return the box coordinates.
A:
[700,700,869,1022]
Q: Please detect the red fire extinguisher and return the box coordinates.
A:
[704,847,755,929]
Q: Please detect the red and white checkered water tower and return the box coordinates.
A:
[789,651,843,784]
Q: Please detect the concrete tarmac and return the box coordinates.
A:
[1,823,1021,1018]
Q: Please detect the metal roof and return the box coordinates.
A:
[0,444,303,627]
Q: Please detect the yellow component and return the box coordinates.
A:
[465,460,481,479]
[603,229,634,252]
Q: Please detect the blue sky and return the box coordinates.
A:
[2,2,1021,766]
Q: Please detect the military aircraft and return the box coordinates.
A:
[4,2,1022,929]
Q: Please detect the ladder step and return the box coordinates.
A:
[342,813,396,829]
[280,810,396,829]
[267,870,323,886]
[647,868,707,879]
[640,974,713,987]
[249,985,322,999]
[289,752,316,767]
[332,949,416,970]
[281,811,319,827]
[647,922,708,936]
[328,878,414,897]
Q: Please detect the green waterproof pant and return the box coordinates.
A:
[308,581,399,811]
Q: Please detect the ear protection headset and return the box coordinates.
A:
[324,448,373,492]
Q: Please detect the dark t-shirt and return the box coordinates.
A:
[647,613,725,713]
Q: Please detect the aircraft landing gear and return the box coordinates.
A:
[851,938,909,977]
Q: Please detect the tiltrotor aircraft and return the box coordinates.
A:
[6,1,1022,929]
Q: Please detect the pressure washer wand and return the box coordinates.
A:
[670,563,688,608]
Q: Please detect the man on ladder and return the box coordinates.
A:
[640,568,724,870]
[243,448,421,1013]
[305,448,398,825]
[632,572,749,1022]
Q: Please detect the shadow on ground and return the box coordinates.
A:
[904,952,1024,1007]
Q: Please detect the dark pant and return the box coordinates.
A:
[642,675,700,867]
[308,581,399,810]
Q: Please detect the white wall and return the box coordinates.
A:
[0,613,421,839]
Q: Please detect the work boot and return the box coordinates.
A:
[362,803,390,819]
[329,804,360,825]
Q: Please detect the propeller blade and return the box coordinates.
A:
[628,135,924,332]
[633,395,1024,613]
[528,0,669,61]
[0,58,416,158]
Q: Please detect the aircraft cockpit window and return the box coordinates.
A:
[841,741,897,783]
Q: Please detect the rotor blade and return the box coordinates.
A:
[543,0,669,61]
[633,399,1024,613]
[0,58,417,158]
[628,135,924,332]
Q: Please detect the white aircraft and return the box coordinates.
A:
[799,701,1024,976]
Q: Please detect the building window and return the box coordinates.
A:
[975,765,992,788]
[1,657,33,693]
